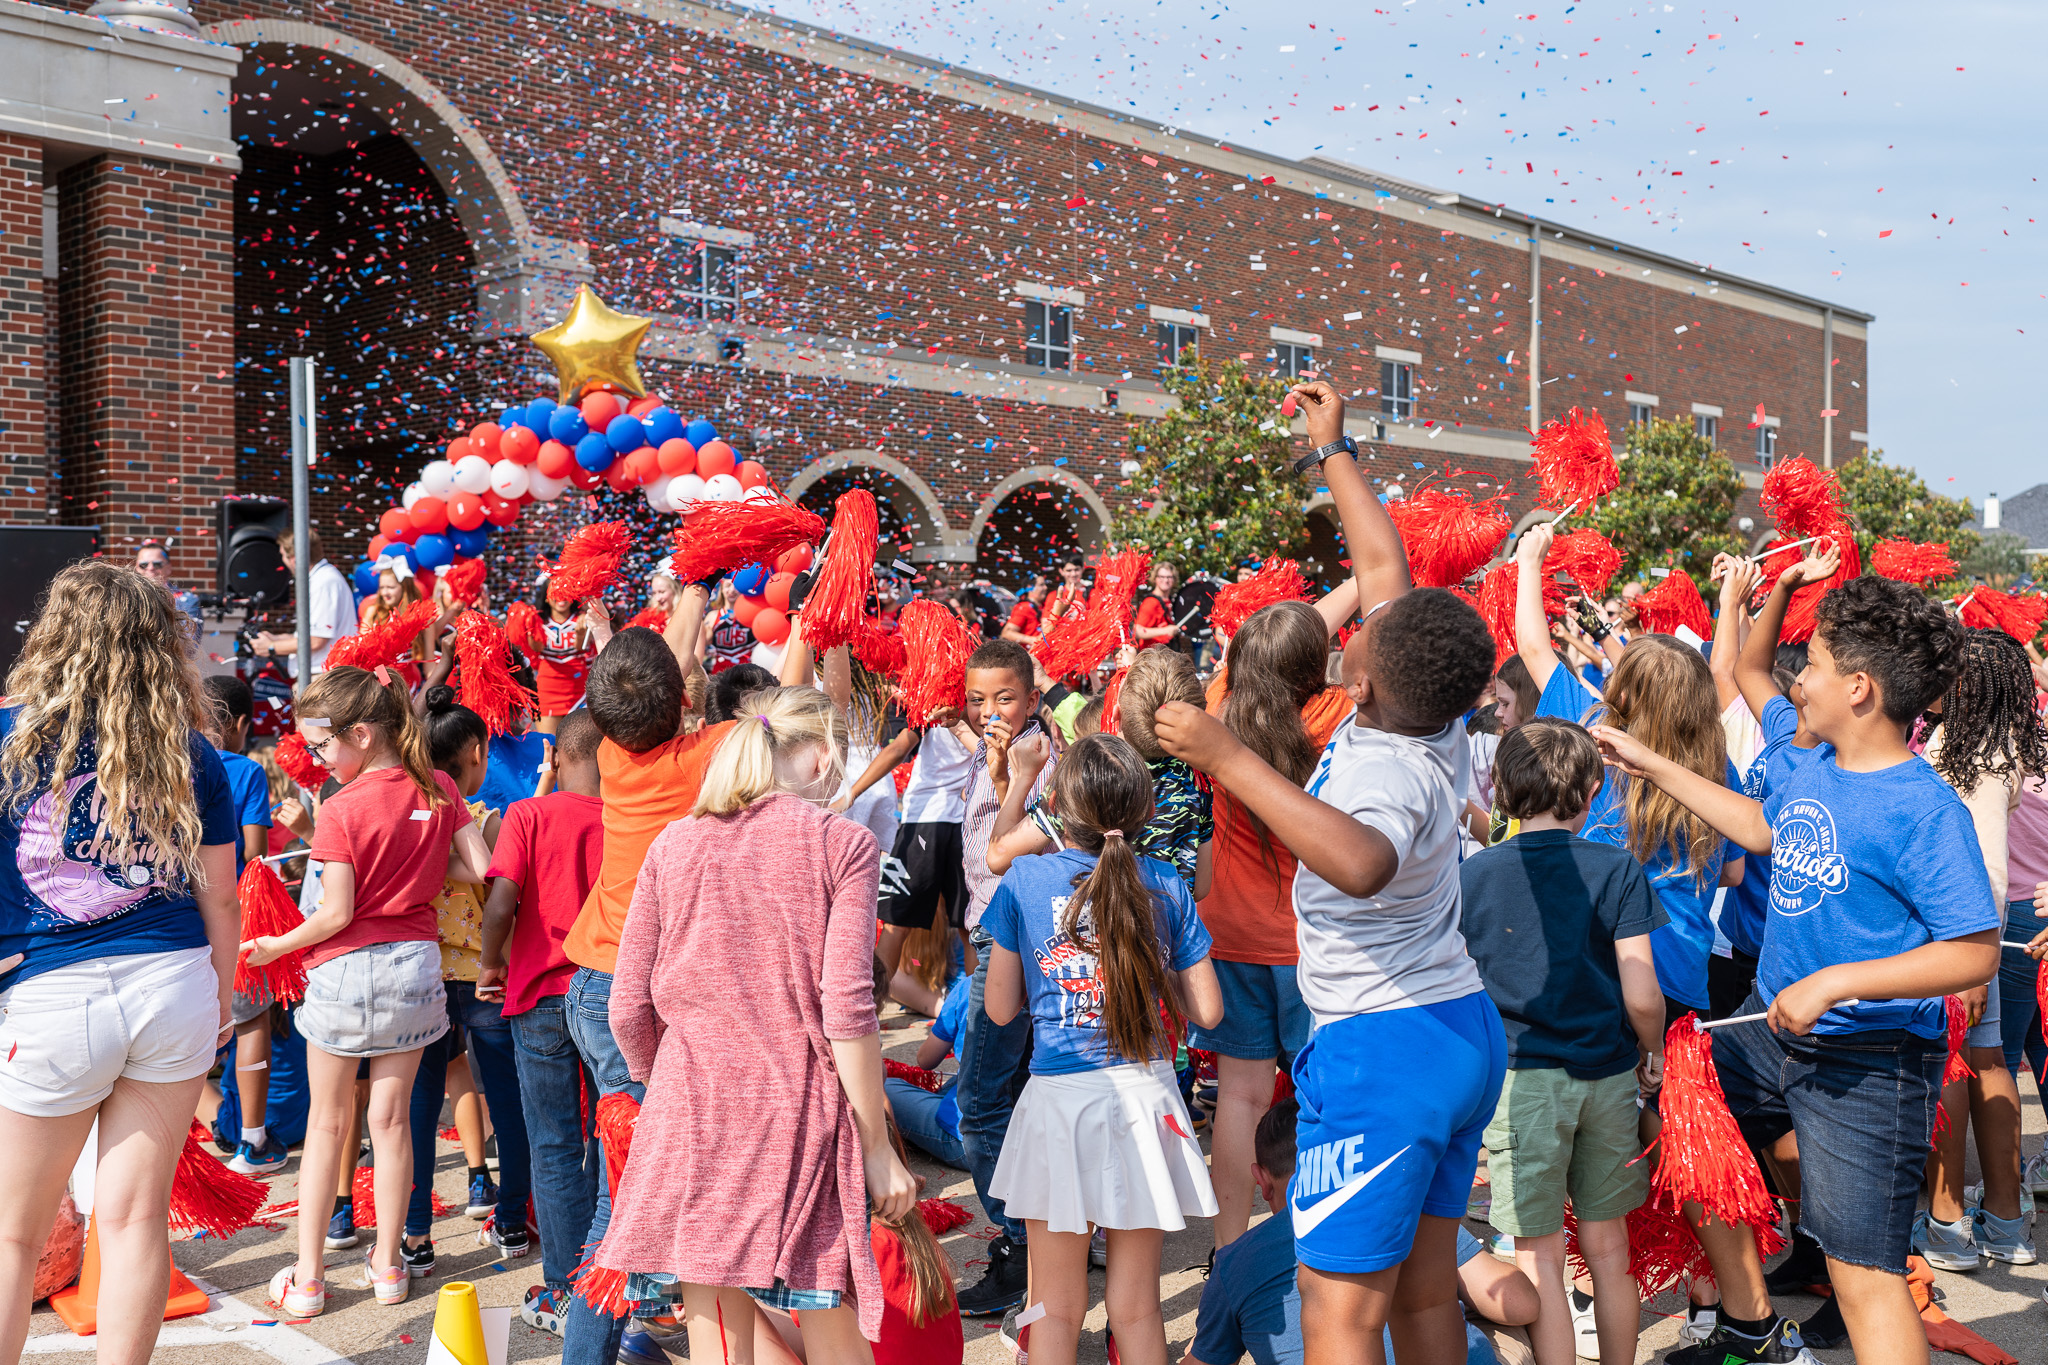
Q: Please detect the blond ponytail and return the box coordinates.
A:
[693,686,847,816]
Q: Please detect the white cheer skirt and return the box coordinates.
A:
[988,1059,1218,1234]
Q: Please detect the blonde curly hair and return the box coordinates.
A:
[1,561,212,886]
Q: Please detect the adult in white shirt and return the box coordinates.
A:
[253,528,358,676]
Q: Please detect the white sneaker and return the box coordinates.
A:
[1912,1210,1985,1272]
[267,1265,326,1319]
[1971,1205,2039,1265]
[1568,1286,1599,1360]
[1677,1304,1718,1344]
[365,1251,410,1306]
[2025,1151,2048,1195]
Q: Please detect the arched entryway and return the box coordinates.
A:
[784,449,963,562]
[968,468,1113,587]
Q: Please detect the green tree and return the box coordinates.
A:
[1586,417,1745,596]
[1960,531,2030,589]
[1835,448,1981,571]
[1111,355,1307,575]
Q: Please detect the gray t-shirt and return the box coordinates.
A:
[1292,717,1484,1025]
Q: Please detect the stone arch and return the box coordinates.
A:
[968,467,1115,553]
[782,449,967,562]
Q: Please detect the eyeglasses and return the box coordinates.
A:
[303,733,340,763]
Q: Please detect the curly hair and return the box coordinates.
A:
[1,561,211,885]
[1814,574,1965,724]
[1364,588,1496,728]
[1931,629,2048,796]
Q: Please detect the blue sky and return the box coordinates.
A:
[758,0,2045,509]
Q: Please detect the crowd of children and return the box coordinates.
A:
[5,377,2048,1365]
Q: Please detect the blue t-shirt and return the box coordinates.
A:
[982,846,1213,1075]
[0,712,236,989]
[1760,751,1998,1038]
[1720,696,1827,959]
[1537,666,1740,1009]
[218,749,273,876]
[475,730,550,816]
[927,973,972,1136]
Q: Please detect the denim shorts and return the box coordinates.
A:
[1190,959,1313,1062]
[296,939,448,1058]
[1710,992,1943,1273]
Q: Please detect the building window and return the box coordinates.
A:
[1694,413,1719,445]
[1273,342,1315,378]
[1380,360,1414,419]
[1627,403,1655,427]
[678,244,740,321]
[1158,321,1200,365]
[1755,423,1778,465]
[1024,300,1072,370]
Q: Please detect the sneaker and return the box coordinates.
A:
[324,1205,359,1250]
[957,1232,1029,1317]
[1800,1296,1847,1350]
[1966,1179,2036,1218]
[1568,1286,1599,1360]
[999,1306,1030,1364]
[1912,1210,1985,1272]
[1676,1304,1718,1344]
[267,1265,326,1319]
[2026,1150,2048,1195]
[1089,1228,1107,1269]
[1481,1229,1516,1260]
[1763,1228,1830,1296]
[225,1135,291,1176]
[490,1219,532,1259]
[400,1238,436,1278]
[366,1251,409,1306]
[1971,1205,2038,1264]
[466,1171,498,1219]
[1663,1316,1818,1364]
[618,1326,673,1365]
[520,1285,566,1337]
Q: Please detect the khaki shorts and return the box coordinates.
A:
[1482,1066,1646,1237]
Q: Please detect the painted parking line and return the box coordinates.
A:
[23,1276,350,1363]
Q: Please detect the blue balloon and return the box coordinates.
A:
[413,534,454,570]
[549,406,589,445]
[352,561,379,596]
[450,525,492,557]
[605,413,649,454]
[732,562,771,597]
[525,397,558,432]
[642,406,684,447]
[684,417,719,447]
[391,542,421,572]
[575,432,617,472]
[500,406,528,432]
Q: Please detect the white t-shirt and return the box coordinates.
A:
[296,560,358,677]
[1293,717,1485,1025]
[898,724,972,825]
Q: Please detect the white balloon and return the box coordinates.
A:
[401,481,424,510]
[742,484,778,505]
[452,454,493,495]
[420,460,456,497]
[528,471,571,502]
[643,475,674,513]
[670,473,707,507]
[703,473,744,502]
[489,459,531,500]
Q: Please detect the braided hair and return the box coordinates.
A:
[1930,628,2048,795]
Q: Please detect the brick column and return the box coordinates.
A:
[0,133,47,523]
[55,153,234,583]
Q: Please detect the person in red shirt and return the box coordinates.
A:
[1133,561,1183,650]
[477,709,607,1331]
[1042,557,1089,633]
[1002,578,1049,645]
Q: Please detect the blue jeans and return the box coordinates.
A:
[406,981,533,1238]
[886,1076,966,1169]
[510,994,600,1295]
[1998,926,2047,1087]
[956,927,1032,1244]
[562,967,646,1365]
[1190,959,1312,1061]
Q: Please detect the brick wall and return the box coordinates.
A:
[0,133,47,523]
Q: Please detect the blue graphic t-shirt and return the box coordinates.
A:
[218,749,273,876]
[1720,696,1829,959]
[1759,751,1998,1037]
[0,711,235,989]
[1537,666,1740,1009]
[983,846,1213,1075]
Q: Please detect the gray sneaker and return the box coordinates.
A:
[2025,1150,2048,1195]
[1971,1205,2038,1264]
[1912,1210,1984,1272]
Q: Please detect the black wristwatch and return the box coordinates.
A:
[1293,434,1357,475]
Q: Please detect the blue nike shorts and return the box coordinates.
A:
[1288,991,1506,1274]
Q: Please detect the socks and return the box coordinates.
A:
[468,1164,488,1185]
[1718,1310,1774,1340]
[241,1125,268,1148]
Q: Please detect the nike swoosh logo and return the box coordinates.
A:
[1289,1145,1410,1239]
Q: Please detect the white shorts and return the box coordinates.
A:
[0,946,219,1118]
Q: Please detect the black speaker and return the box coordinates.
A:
[0,525,103,679]
[217,498,292,605]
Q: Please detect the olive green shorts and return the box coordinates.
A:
[1482,1066,1647,1237]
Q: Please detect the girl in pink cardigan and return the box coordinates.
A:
[594,685,917,1356]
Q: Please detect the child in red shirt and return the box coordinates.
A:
[241,665,493,1318]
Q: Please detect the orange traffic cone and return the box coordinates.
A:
[47,1213,210,1336]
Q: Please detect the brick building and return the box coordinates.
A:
[2,0,1871,595]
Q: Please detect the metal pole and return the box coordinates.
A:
[1528,227,1542,430]
[289,358,316,684]
[1821,308,1834,470]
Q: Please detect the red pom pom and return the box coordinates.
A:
[1959,587,2048,645]
[1386,487,1512,588]
[595,1091,640,1203]
[1651,1016,1785,1247]
[1209,558,1315,638]
[273,731,328,791]
[1759,456,1842,541]
[918,1198,974,1235]
[455,611,539,736]
[1632,570,1712,640]
[626,607,668,633]
[1760,526,1862,644]
[327,598,436,673]
[885,1059,947,1094]
[171,1122,269,1240]
[853,616,909,677]
[1871,539,1959,586]
[548,522,633,604]
[803,489,881,653]
[572,1260,631,1319]
[441,558,487,607]
[896,600,978,724]
[1474,560,1567,670]
[1100,667,1130,737]
[1529,407,1619,511]
[1034,547,1151,681]
[235,861,307,1004]
[504,599,542,651]
[1544,529,1623,600]
[670,498,826,585]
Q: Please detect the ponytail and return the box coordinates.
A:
[1050,734,1176,1064]
[298,665,446,807]
[880,1113,958,1326]
[692,685,847,816]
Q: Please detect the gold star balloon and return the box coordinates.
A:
[531,285,654,403]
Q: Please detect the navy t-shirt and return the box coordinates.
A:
[1460,829,1667,1078]
[983,846,1212,1075]
[1760,751,1998,1038]
[1537,666,1740,1009]
[0,711,235,989]
[218,749,273,876]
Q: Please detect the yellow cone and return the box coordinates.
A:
[424,1281,488,1365]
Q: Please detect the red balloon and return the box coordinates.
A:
[447,436,473,464]
[696,440,738,480]
[378,507,412,542]
[482,490,520,526]
[657,438,698,477]
[568,463,604,491]
[736,460,769,489]
[750,607,791,646]
[732,594,764,627]
[469,422,503,459]
[581,393,621,431]
[764,571,795,611]
[537,439,576,479]
[408,496,449,535]
[626,395,663,418]
[446,490,487,532]
[368,534,392,558]
[624,446,662,485]
[776,543,814,575]
[501,425,541,465]
[604,459,641,493]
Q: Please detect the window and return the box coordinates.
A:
[1694,413,1719,444]
[678,244,740,321]
[1628,403,1655,427]
[1273,342,1315,378]
[1380,360,1414,418]
[1755,423,1778,466]
[1158,321,1200,365]
[1024,300,1072,370]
